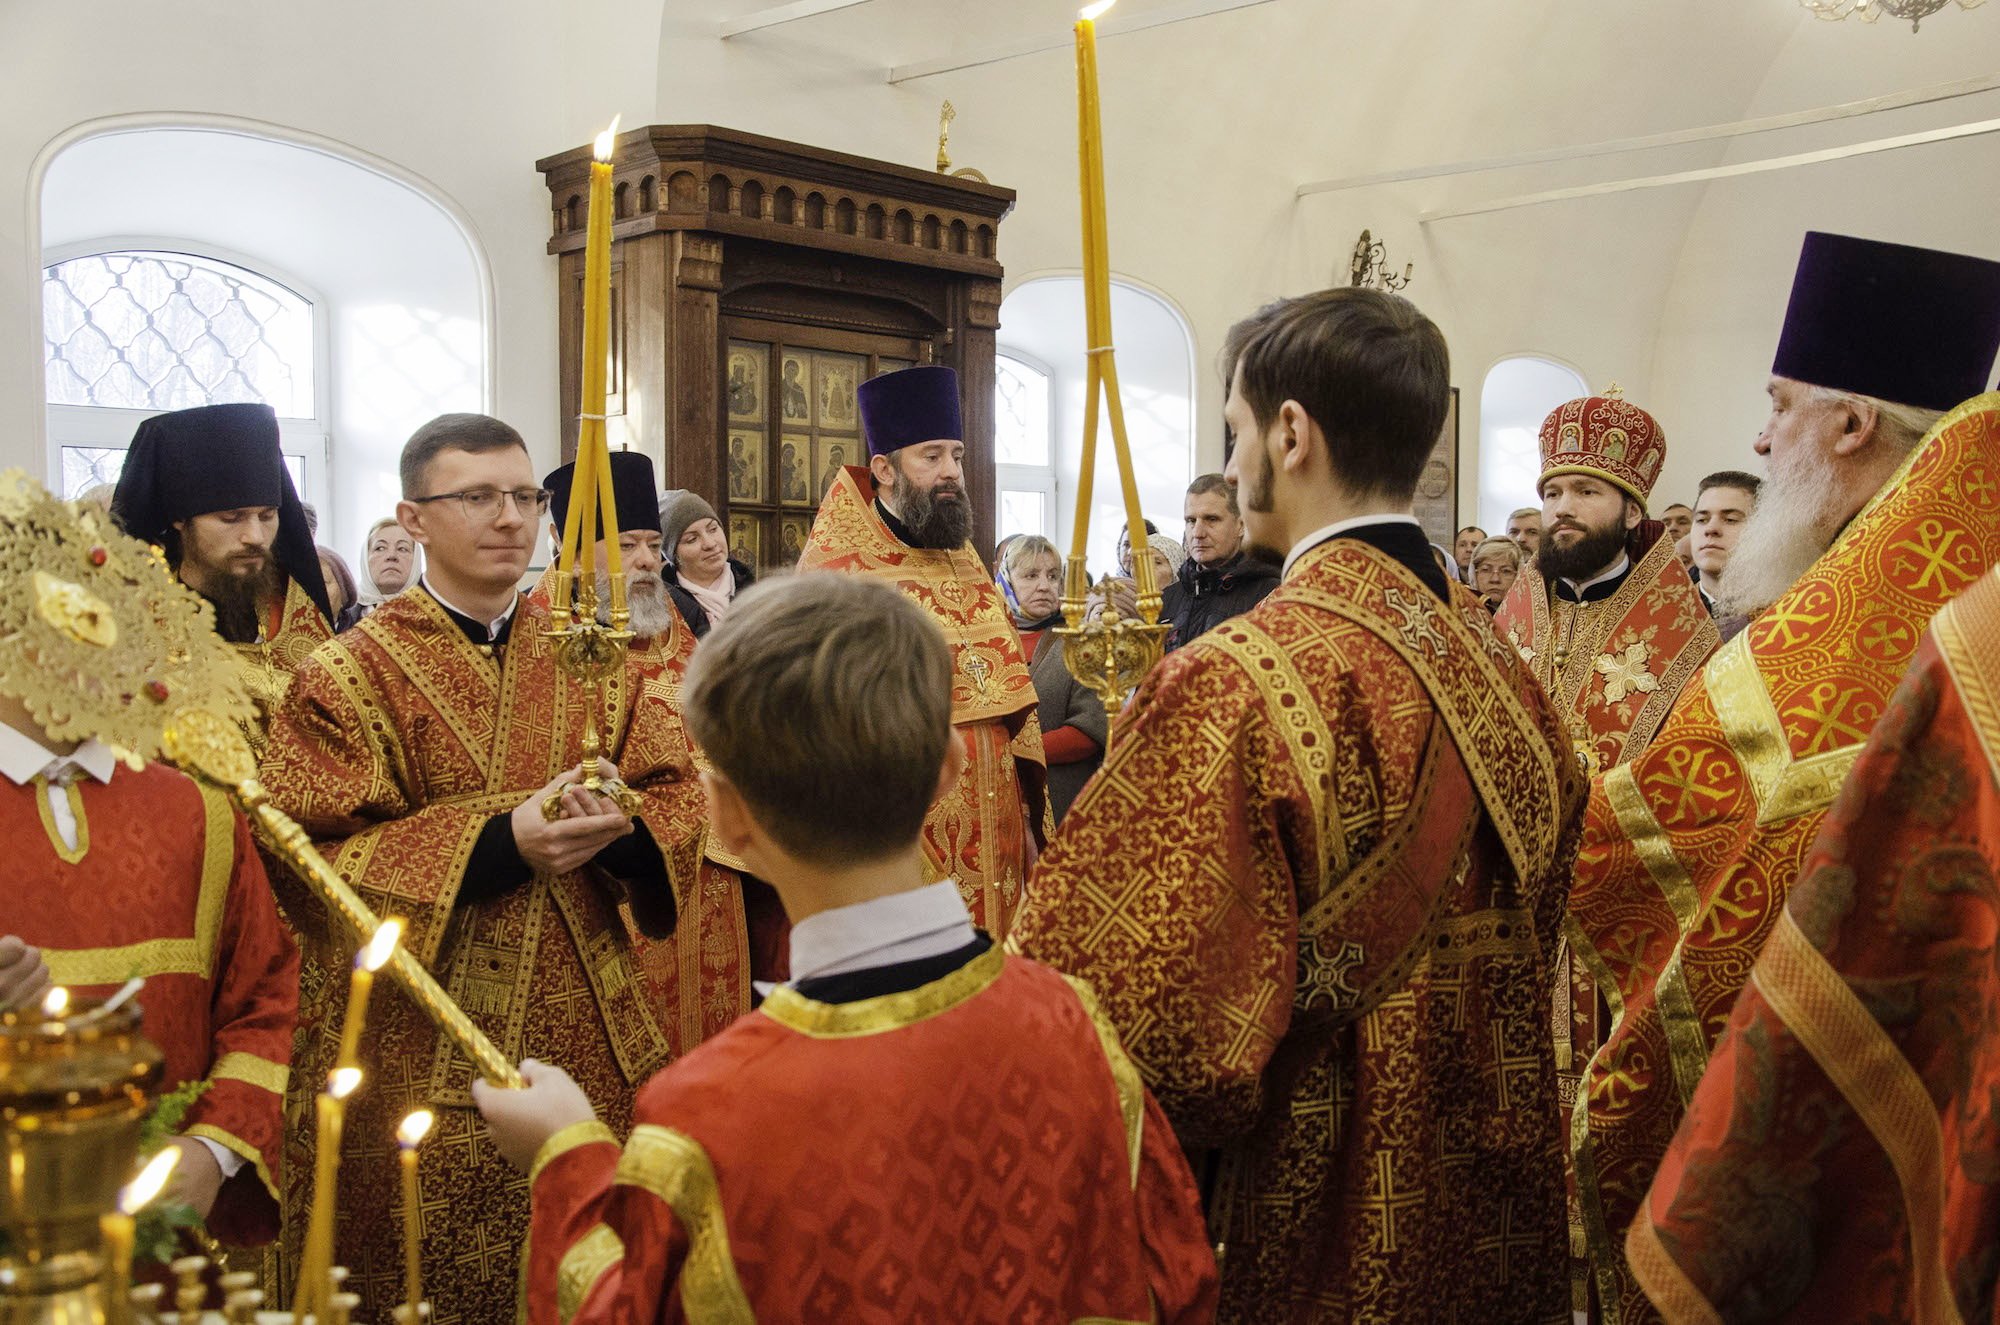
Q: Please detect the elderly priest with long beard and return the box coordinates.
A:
[1564,231,2000,1324]
[110,402,333,753]
[261,414,747,1323]
[539,448,780,997]
[1012,287,1586,1323]
[797,365,1047,940]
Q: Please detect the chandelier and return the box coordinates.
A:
[1798,0,1985,31]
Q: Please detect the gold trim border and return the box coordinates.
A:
[1626,1205,1723,1325]
[1060,974,1146,1189]
[617,1125,754,1323]
[555,1223,623,1324]
[210,1051,288,1095]
[530,1119,618,1188]
[759,942,1005,1039]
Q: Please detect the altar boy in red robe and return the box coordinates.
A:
[476,573,1217,1325]
[0,692,298,1246]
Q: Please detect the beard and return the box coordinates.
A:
[597,569,679,640]
[891,475,973,550]
[1236,444,1289,565]
[1536,517,1628,584]
[1714,442,1842,621]
[192,556,280,644]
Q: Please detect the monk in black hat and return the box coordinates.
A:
[539,450,679,646]
[109,401,333,753]
[795,365,1048,940]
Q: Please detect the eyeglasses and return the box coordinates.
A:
[408,487,553,521]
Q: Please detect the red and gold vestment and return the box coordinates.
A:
[522,948,1217,1324]
[232,574,332,758]
[1497,530,1716,1308]
[797,468,1047,938]
[1629,562,2000,1323]
[1011,538,1585,1323]
[1568,394,2000,1322]
[2,763,298,1246]
[261,588,750,1325]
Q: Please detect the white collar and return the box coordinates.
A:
[1283,513,1424,577]
[0,721,118,789]
[421,576,520,641]
[782,879,977,987]
[1560,553,1631,598]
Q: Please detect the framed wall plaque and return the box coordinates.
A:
[1413,387,1460,550]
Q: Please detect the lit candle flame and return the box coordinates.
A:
[593,115,623,163]
[358,919,404,973]
[397,1109,435,1149]
[1080,0,1117,19]
[40,986,69,1019]
[329,1066,364,1100]
[118,1146,182,1215]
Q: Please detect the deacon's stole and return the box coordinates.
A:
[1568,394,2000,1324]
[522,951,1219,1325]
[798,467,1048,938]
[1011,539,1584,1323]
[1495,530,1715,1310]
[232,573,332,759]
[3,763,297,1247]
[1628,563,2000,1325]
[262,588,747,1322]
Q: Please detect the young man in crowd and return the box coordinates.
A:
[1688,468,1761,617]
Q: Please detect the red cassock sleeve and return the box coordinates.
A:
[522,1122,690,1325]
[1135,1088,1223,1324]
[183,807,301,1247]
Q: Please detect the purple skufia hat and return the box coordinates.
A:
[1772,231,2000,412]
[858,365,963,458]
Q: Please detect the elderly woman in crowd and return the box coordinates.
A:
[1468,535,1524,612]
[357,516,421,617]
[662,490,755,638]
[999,535,1109,824]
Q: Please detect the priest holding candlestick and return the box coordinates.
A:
[260,119,749,1323]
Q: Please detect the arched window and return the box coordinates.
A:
[41,248,323,504]
[1478,355,1589,530]
[994,351,1055,539]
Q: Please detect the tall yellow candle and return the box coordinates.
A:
[335,919,402,1073]
[564,116,621,597]
[1068,9,1105,564]
[102,1148,179,1324]
[397,1109,434,1324]
[293,1066,363,1321]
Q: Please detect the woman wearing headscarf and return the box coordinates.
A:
[661,490,754,638]
[998,535,1108,824]
[356,516,422,617]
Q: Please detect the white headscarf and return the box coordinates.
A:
[357,517,424,607]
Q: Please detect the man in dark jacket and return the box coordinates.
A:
[1165,473,1279,650]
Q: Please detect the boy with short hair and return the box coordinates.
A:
[475,572,1217,1325]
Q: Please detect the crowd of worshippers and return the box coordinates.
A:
[3,227,1999,1325]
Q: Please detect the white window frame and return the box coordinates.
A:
[993,348,1058,543]
[41,238,333,516]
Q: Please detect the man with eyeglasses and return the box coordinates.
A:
[260,413,739,1323]
[110,401,335,756]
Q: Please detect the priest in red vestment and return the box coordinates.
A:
[476,571,1217,1324]
[110,402,333,755]
[261,414,749,1325]
[1629,562,2000,1323]
[1566,233,2000,1322]
[0,693,298,1246]
[795,366,1047,939]
[1011,288,1586,1323]
[1494,389,1717,1309]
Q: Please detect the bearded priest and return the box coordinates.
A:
[1565,231,2000,1323]
[539,449,782,996]
[1492,390,1716,1312]
[796,365,1047,939]
[109,402,333,754]
[1011,288,1585,1322]
[260,414,747,1323]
